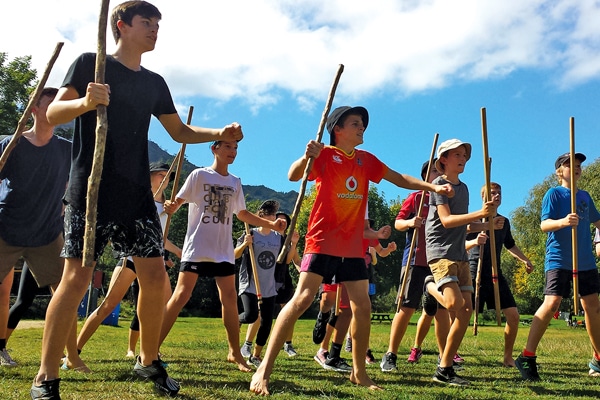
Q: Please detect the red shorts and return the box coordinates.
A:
[321,283,350,309]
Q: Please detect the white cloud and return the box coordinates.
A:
[2,0,599,108]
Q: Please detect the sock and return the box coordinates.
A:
[523,349,535,357]
[329,342,342,359]
[0,339,6,349]
[285,341,292,345]
[244,341,252,346]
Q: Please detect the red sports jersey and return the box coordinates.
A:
[396,191,429,267]
[305,146,387,258]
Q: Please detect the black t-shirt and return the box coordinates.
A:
[62,53,177,220]
[467,215,515,281]
[0,135,71,246]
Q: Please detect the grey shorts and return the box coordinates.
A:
[61,204,163,261]
[0,234,64,288]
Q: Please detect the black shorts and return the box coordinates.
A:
[398,265,431,308]
[300,253,367,284]
[61,204,163,261]
[180,261,235,277]
[472,275,516,313]
[544,268,600,297]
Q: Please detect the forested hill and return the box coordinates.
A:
[148,140,298,213]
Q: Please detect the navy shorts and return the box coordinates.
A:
[61,205,163,261]
[180,261,235,277]
[300,253,367,284]
[398,265,431,309]
[472,275,516,313]
[544,268,600,297]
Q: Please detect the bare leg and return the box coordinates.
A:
[159,271,198,346]
[433,309,450,356]
[581,293,600,355]
[214,275,251,372]
[344,280,381,390]
[245,320,260,343]
[63,317,90,373]
[132,257,167,367]
[414,312,434,348]
[35,258,93,385]
[523,295,561,354]
[502,307,519,367]
[77,266,136,350]
[0,269,14,347]
[250,272,322,395]
[127,329,140,358]
[387,306,415,354]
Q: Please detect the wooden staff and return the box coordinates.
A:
[276,64,344,263]
[244,222,262,305]
[570,117,579,315]
[153,151,181,198]
[82,0,111,267]
[334,284,342,316]
[395,133,439,313]
[163,106,194,242]
[0,42,64,174]
[473,158,491,335]
[481,107,502,326]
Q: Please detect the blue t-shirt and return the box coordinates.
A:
[541,186,600,272]
[0,135,71,246]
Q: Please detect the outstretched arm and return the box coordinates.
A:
[383,169,454,198]
[506,245,534,274]
[159,113,243,144]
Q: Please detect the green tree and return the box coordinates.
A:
[0,53,37,136]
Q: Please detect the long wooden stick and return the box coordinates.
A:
[163,106,194,242]
[481,108,501,326]
[244,222,262,305]
[334,284,342,316]
[276,64,344,263]
[472,244,484,335]
[153,151,181,199]
[570,117,579,315]
[82,0,110,267]
[0,42,64,174]
[473,158,491,335]
[395,133,439,313]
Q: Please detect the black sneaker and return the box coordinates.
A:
[134,357,180,396]
[432,366,470,386]
[422,275,439,316]
[515,354,540,381]
[313,311,331,344]
[323,355,352,373]
[31,378,61,400]
[380,352,398,372]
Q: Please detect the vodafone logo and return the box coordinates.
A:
[346,176,357,192]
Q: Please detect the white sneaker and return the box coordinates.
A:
[0,348,17,367]
[241,342,252,358]
[283,343,298,357]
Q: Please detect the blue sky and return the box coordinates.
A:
[2,0,600,217]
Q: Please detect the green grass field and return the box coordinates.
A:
[2,314,600,399]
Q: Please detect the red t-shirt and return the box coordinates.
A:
[305,146,387,258]
[396,191,429,267]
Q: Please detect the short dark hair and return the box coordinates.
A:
[31,87,58,106]
[111,1,161,43]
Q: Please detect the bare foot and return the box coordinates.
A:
[250,371,270,395]
[228,353,252,372]
[503,358,516,368]
[62,356,92,373]
[350,370,382,390]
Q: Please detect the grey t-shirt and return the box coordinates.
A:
[237,228,282,298]
[425,175,470,263]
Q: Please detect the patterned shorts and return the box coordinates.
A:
[61,204,163,261]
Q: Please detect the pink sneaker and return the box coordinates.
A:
[407,347,423,363]
[453,353,465,364]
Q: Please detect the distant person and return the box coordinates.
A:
[466,182,534,367]
[516,153,600,381]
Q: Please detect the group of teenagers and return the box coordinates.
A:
[1,1,600,398]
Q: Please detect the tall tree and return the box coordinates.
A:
[0,53,37,136]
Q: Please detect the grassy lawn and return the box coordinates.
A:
[2,314,600,399]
